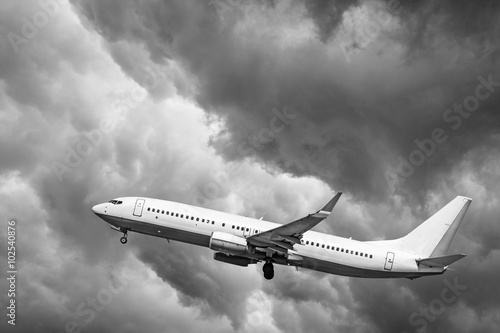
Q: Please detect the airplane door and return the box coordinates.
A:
[133,199,145,217]
[384,252,395,271]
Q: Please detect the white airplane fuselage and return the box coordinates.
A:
[92,197,449,279]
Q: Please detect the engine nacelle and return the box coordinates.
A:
[209,231,248,255]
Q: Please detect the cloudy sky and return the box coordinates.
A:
[1,0,500,332]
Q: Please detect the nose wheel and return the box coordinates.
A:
[263,262,274,280]
[120,230,128,244]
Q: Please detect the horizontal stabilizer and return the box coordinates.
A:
[416,254,466,267]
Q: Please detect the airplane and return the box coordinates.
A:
[92,193,471,280]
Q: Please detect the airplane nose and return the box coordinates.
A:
[92,204,102,214]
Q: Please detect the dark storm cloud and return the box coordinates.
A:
[70,0,500,207]
[395,0,500,57]
[65,1,500,332]
[3,0,500,332]
[69,0,389,200]
[304,0,360,42]
[1,1,243,331]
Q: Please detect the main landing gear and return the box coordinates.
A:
[263,261,274,280]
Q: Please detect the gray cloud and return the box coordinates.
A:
[71,0,500,205]
[1,0,500,332]
[304,0,360,42]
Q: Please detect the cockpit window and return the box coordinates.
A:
[108,200,123,205]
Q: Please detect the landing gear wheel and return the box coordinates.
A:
[119,229,128,244]
[264,270,274,280]
[263,262,274,280]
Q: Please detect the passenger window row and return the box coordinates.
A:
[302,240,373,258]
[145,207,365,256]
[146,207,260,234]
[147,207,216,224]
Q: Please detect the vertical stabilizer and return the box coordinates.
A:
[399,196,471,256]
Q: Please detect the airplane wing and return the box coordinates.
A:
[247,193,342,251]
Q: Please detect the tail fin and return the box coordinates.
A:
[367,196,472,256]
[399,196,471,256]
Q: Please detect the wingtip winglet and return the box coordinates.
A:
[322,192,342,212]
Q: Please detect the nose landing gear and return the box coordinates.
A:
[120,230,128,244]
[110,225,129,244]
[263,261,274,280]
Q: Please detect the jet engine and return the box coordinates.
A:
[209,231,248,255]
